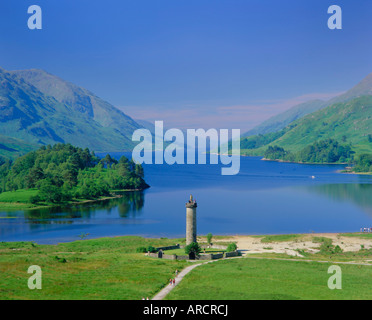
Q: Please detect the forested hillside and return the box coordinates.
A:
[243,71,372,137]
[241,95,372,162]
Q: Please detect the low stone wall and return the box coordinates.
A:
[224,251,239,258]
[198,254,213,260]
[174,255,189,260]
[197,253,224,260]
[148,252,189,260]
[211,253,224,259]
[162,254,177,260]
[147,246,238,261]
[155,244,180,252]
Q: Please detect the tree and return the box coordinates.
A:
[38,179,63,203]
[185,242,201,255]
[101,154,117,168]
[147,245,156,253]
[62,168,78,188]
[135,163,144,178]
[25,166,44,188]
[206,233,213,245]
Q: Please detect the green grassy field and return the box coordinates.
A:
[1,235,372,300]
[0,236,188,300]
[340,233,372,239]
[259,234,303,243]
[166,258,372,300]
[0,188,124,210]
[0,189,40,209]
[0,189,39,203]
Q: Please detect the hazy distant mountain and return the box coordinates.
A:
[0,67,142,158]
[260,95,372,153]
[243,99,325,137]
[134,119,156,135]
[326,72,372,105]
[241,72,372,156]
[244,72,372,137]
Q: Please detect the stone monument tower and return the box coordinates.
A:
[186,195,197,245]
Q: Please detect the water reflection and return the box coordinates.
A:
[2,191,145,223]
[304,183,372,217]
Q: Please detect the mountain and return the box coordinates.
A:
[0,67,142,158]
[241,95,372,156]
[0,134,38,159]
[134,119,156,135]
[243,99,325,136]
[327,72,372,105]
[244,72,372,137]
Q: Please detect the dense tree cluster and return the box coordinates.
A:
[353,154,372,173]
[0,144,148,203]
[264,139,354,164]
[263,146,289,160]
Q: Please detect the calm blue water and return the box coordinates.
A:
[1,154,372,244]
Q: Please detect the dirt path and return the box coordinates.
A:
[152,233,372,300]
[151,260,215,300]
[151,253,372,300]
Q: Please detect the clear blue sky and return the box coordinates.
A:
[1,0,371,131]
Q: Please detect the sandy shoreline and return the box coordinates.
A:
[211,233,372,258]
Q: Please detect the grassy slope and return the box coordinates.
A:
[0,189,40,209]
[0,68,141,159]
[241,96,372,156]
[166,258,372,300]
[243,99,325,137]
[0,135,38,160]
[0,236,188,300]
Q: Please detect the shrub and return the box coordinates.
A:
[55,256,67,263]
[30,195,41,204]
[136,246,147,253]
[206,233,213,245]
[319,241,334,254]
[316,237,344,255]
[226,243,238,252]
[146,245,156,253]
[185,242,202,255]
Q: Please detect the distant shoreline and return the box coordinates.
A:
[1,231,370,246]
[261,157,349,166]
